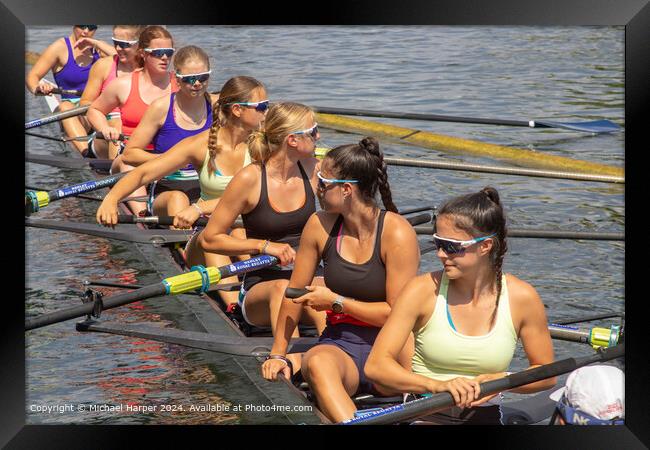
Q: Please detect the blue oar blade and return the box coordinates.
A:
[534,119,622,133]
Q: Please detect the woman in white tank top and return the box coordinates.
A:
[365,187,556,424]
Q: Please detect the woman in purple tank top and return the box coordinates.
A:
[118,45,218,221]
[26,25,115,155]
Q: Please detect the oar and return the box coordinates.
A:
[25,217,193,245]
[76,320,318,356]
[414,225,624,241]
[553,312,624,325]
[26,152,113,172]
[25,255,280,330]
[341,343,624,425]
[35,87,83,97]
[313,106,622,134]
[25,131,125,143]
[548,323,623,349]
[82,279,242,293]
[287,287,621,348]
[25,105,90,129]
[25,172,126,215]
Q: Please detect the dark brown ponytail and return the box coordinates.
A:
[324,136,397,212]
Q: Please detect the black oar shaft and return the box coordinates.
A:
[344,344,624,425]
[314,106,529,127]
[25,284,166,331]
[414,225,624,241]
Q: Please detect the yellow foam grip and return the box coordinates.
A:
[164,266,221,295]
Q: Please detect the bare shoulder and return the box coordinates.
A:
[313,210,339,234]
[505,273,543,308]
[148,94,172,115]
[396,272,438,310]
[382,211,418,243]
[231,163,261,187]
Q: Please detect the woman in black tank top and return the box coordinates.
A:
[197,102,327,335]
[260,137,420,423]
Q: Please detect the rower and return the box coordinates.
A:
[196,103,327,335]
[364,187,556,425]
[260,137,420,423]
[119,45,218,221]
[96,76,266,306]
[79,25,146,159]
[25,25,115,156]
[549,365,624,425]
[87,25,179,215]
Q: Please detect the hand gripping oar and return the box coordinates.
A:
[25,255,280,331]
[35,87,83,97]
[312,106,622,134]
[340,343,624,425]
[25,172,126,215]
[25,105,90,129]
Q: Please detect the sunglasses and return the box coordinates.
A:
[432,233,496,255]
[112,37,138,49]
[316,171,358,190]
[144,48,175,58]
[226,99,270,112]
[292,123,319,140]
[76,25,98,31]
[175,70,211,85]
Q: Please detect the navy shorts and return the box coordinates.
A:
[317,323,381,395]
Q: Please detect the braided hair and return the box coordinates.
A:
[437,186,508,324]
[205,76,265,173]
[324,136,397,212]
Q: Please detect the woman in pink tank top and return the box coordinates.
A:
[88,25,178,215]
[80,25,145,159]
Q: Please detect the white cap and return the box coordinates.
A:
[550,364,624,421]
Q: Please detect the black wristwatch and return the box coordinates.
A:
[332,295,345,314]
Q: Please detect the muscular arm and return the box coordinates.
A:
[121,96,169,166]
[79,57,110,106]
[508,276,556,393]
[87,78,126,132]
[26,41,62,94]
[198,166,265,256]
[365,274,442,393]
[270,213,324,355]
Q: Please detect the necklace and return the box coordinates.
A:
[175,96,206,126]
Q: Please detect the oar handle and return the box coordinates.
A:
[285,288,310,298]
[342,344,624,425]
[117,215,209,227]
[95,132,126,141]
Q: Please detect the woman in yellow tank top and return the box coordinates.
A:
[365,186,556,424]
[97,76,267,305]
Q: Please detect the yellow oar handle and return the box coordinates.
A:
[25,191,50,213]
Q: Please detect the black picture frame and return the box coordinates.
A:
[7,0,647,447]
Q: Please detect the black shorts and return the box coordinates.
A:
[148,178,201,203]
[317,323,381,395]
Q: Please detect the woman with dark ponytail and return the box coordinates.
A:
[260,136,420,422]
[365,187,555,425]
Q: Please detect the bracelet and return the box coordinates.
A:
[191,203,203,216]
[266,354,293,376]
[260,240,270,255]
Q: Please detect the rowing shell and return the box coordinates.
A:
[28,93,559,425]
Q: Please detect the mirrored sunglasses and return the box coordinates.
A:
[76,25,98,31]
[292,123,319,140]
[432,233,496,255]
[226,100,270,112]
[175,70,211,85]
[112,37,138,49]
[316,171,358,190]
[144,48,175,58]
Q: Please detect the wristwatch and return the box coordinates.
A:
[332,295,345,314]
